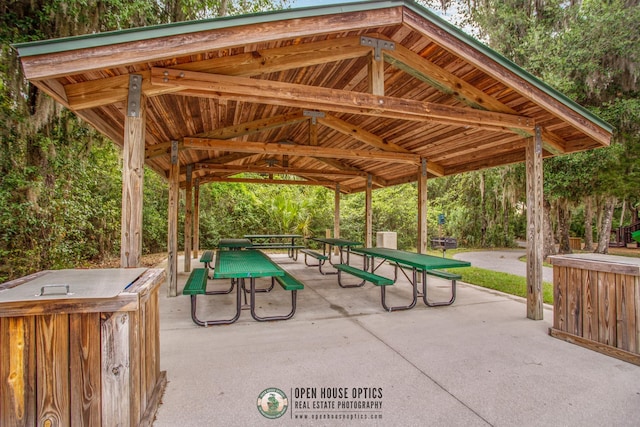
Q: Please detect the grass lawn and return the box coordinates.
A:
[452,266,554,304]
[434,248,556,303]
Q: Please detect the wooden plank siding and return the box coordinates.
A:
[550,257,640,366]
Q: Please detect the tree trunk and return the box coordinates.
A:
[595,196,617,254]
[543,198,556,258]
[583,196,595,251]
[620,198,626,228]
[557,198,572,254]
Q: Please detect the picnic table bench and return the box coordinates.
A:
[300,248,335,275]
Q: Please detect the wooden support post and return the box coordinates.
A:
[526,128,544,320]
[167,141,179,297]
[184,165,193,273]
[365,174,373,247]
[417,158,428,253]
[193,178,200,259]
[120,74,145,268]
[334,184,340,255]
[369,52,385,96]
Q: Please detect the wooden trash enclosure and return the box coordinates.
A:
[549,254,640,366]
[0,268,166,427]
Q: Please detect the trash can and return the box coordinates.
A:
[0,268,166,426]
[376,231,397,249]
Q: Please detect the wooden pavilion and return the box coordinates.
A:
[15,0,612,320]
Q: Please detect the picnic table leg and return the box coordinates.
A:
[249,278,298,321]
[242,277,275,294]
[190,280,242,326]
[336,256,366,288]
[205,278,235,295]
[380,268,417,312]
[422,270,457,307]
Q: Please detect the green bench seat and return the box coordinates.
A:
[300,248,336,275]
[199,250,215,271]
[300,248,328,261]
[183,268,208,295]
[275,271,305,291]
[426,269,461,281]
[334,264,394,286]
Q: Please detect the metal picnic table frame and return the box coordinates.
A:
[350,247,470,309]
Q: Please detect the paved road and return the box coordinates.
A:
[453,249,554,283]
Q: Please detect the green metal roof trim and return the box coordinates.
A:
[13,0,612,134]
[13,0,403,57]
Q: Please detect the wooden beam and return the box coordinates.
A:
[196,176,341,188]
[368,52,385,96]
[384,43,570,153]
[196,111,308,139]
[66,37,373,110]
[318,114,407,153]
[196,163,367,178]
[183,137,422,165]
[526,127,544,320]
[151,68,535,132]
[317,113,444,176]
[385,43,516,114]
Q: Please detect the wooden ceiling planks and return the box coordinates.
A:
[15,1,611,191]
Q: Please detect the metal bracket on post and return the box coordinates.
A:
[535,126,543,154]
[303,110,325,125]
[127,74,142,118]
[171,140,178,165]
[421,158,427,177]
[360,36,395,61]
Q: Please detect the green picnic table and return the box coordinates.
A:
[311,237,362,266]
[218,238,254,250]
[183,249,303,325]
[243,234,304,260]
[349,247,470,311]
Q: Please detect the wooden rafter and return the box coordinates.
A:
[402,7,610,146]
[183,137,422,165]
[196,164,368,178]
[317,113,444,176]
[383,41,569,154]
[151,68,535,132]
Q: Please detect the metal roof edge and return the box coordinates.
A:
[401,1,613,134]
[12,0,403,57]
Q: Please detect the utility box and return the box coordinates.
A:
[376,231,397,249]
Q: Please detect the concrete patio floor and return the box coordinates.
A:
[152,252,640,426]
